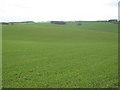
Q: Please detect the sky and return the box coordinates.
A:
[0,0,119,22]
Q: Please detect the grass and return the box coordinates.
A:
[2,22,118,88]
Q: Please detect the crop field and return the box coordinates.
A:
[2,22,118,88]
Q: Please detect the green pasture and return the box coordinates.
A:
[2,22,118,88]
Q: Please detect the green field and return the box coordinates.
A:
[2,22,118,88]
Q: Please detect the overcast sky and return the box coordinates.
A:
[0,0,119,22]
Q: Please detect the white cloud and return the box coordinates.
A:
[0,0,119,22]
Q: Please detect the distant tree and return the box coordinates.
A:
[77,23,82,26]
[76,21,82,26]
[2,22,9,25]
[51,21,66,25]
[108,19,117,22]
[108,19,118,24]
